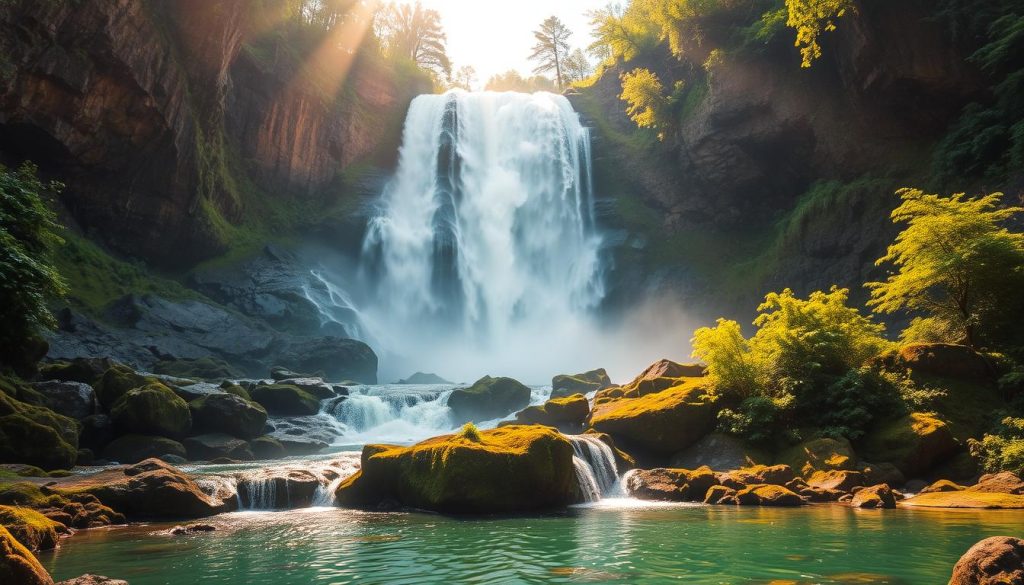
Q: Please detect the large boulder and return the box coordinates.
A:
[30,382,97,420]
[720,464,797,488]
[0,525,52,585]
[274,337,378,384]
[551,369,612,399]
[58,459,228,519]
[627,359,705,386]
[860,412,958,477]
[776,437,857,476]
[0,391,79,470]
[670,433,770,471]
[625,466,719,502]
[734,484,805,506]
[511,394,590,432]
[250,436,287,460]
[250,384,321,416]
[188,393,267,439]
[336,425,577,513]
[447,376,532,423]
[949,536,1024,585]
[969,472,1024,495]
[276,378,335,400]
[102,434,187,464]
[806,469,865,492]
[850,484,897,509]
[38,358,116,385]
[182,434,253,461]
[896,344,992,380]
[588,379,715,454]
[110,383,192,438]
[93,365,158,409]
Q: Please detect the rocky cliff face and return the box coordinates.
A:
[0,0,421,267]
[577,0,985,315]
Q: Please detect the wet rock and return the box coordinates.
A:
[250,435,287,459]
[277,378,335,400]
[56,575,129,585]
[154,357,242,381]
[183,434,253,461]
[807,469,865,492]
[189,393,267,439]
[0,505,62,551]
[103,435,187,464]
[720,465,797,488]
[173,382,227,402]
[274,337,378,384]
[850,484,897,509]
[250,384,321,416]
[625,466,719,502]
[170,524,216,535]
[30,381,97,420]
[704,485,738,504]
[948,536,1024,585]
[236,469,321,508]
[734,484,805,506]
[447,376,532,423]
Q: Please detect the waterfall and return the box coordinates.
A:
[325,385,458,444]
[569,435,621,502]
[357,90,605,380]
[236,476,285,510]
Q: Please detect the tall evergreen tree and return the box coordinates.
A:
[530,16,572,88]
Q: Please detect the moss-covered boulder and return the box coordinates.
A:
[551,369,612,399]
[249,384,321,416]
[851,484,897,509]
[511,394,590,432]
[895,343,993,380]
[447,376,532,423]
[949,536,1024,585]
[153,357,242,381]
[777,437,857,476]
[110,383,191,439]
[921,479,965,494]
[734,484,805,506]
[0,389,79,471]
[720,464,797,488]
[93,365,159,409]
[250,436,287,460]
[182,434,253,461]
[0,505,62,551]
[670,433,770,471]
[589,379,715,455]
[624,466,719,502]
[102,435,187,464]
[860,412,958,477]
[336,425,577,513]
[0,525,52,585]
[189,394,267,440]
[38,358,117,386]
[806,469,865,492]
[970,471,1024,495]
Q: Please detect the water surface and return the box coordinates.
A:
[41,504,1024,584]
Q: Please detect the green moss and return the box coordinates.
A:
[860,412,958,477]
[337,425,578,513]
[153,357,242,381]
[0,524,52,584]
[109,383,192,439]
[249,384,320,416]
[0,505,60,552]
[0,389,78,470]
[776,437,856,476]
[102,434,187,464]
[904,490,1024,509]
[94,365,159,409]
[250,435,286,460]
[0,483,63,508]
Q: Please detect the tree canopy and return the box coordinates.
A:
[530,16,573,88]
[867,188,1024,348]
[376,1,451,80]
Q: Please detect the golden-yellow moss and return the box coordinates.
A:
[903,491,1024,509]
[589,378,716,454]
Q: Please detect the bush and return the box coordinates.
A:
[969,417,1024,475]
[0,163,66,368]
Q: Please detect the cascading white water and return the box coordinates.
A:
[358,90,605,381]
[569,435,621,502]
[236,477,284,510]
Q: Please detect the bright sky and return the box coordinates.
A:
[402,0,609,87]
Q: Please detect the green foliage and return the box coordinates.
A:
[484,70,556,92]
[867,188,1024,349]
[969,416,1024,475]
[0,162,67,360]
[785,0,853,67]
[693,287,894,443]
[619,68,688,137]
[458,422,482,442]
[376,1,451,80]
[530,16,574,88]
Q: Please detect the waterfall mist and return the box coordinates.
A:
[324,90,695,384]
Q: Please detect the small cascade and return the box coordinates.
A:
[312,475,346,507]
[325,386,456,443]
[569,435,621,502]
[236,476,287,510]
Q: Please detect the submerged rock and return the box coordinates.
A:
[0,525,52,585]
[588,378,715,455]
[57,575,129,585]
[948,536,1024,585]
[336,425,577,513]
[447,376,532,423]
[550,368,612,399]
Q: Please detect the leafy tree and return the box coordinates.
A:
[376,1,451,79]
[619,68,686,138]
[484,70,556,93]
[785,0,854,67]
[450,65,477,91]
[563,48,593,83]
[530,16,573,88]
[866,188,1024,348]
[969,416,1024,475]
[587,2,660,63]
[0,162,67,367]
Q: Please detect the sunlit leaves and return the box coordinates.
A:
[785,0,853,67]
